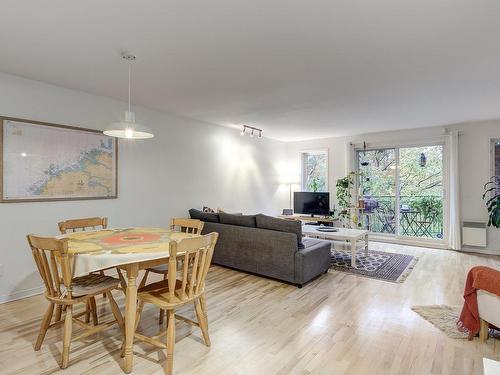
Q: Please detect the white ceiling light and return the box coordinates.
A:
[104,53,154,139]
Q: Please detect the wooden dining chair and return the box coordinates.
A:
[27,234,124,369]
[58,217,126,323]
[58,217,109,235]
[139,218,205,324]
[131,232,218,375]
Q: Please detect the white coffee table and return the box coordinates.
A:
[302,225,369,268]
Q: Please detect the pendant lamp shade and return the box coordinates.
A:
[104,53,154,139]
[104,111,154,139]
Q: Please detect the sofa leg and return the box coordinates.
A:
[297,284,303,288]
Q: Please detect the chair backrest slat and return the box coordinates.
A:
[27,235,72,299]
[50,253,62,296]
[188,250,200,297]
[166,233,218,302]
[170,218,204,235]
[58,217,108,234]
[180,253,189,299]
[40,251,56,296]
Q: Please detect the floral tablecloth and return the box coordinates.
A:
[58,227,196,276]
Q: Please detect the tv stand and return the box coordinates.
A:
[278,215,335,227]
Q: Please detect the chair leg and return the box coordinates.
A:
[159,273,167,325]
[138,270,149,289]
[61,305,73,369]
[54,304,63,323]
[135,301,145,331]
[90,297,98,326]
[166,310,176,375]
[85,300,91,323]
[159,309,165,325]
[194,296,211,347]
[35,303,55,350]
[107,291,124,333]
[100,270,107,299]
[116,268,127,294]
[479,318,489,342]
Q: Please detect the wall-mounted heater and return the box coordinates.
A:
[462,221,487,247]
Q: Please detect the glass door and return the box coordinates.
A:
[398,145,444,239]
[357,144,444,241]
[357,149,397,235]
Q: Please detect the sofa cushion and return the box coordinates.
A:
[255,214,304,249]
[219,213,256,227]
[302,238,325,248]
[189,208,220,223]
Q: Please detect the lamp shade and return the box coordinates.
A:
[104,111,154,139]
[280,174,301,184]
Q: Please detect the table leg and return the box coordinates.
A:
[351,239,357,268]
[124,264,138,374]
[364,234,369,256]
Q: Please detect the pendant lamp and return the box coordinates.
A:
[104,53,154,139]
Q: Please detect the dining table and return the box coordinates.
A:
[59,226,198,374]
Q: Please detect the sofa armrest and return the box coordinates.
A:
[294,238,331,285]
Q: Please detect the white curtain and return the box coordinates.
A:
[448,129,461,250]
[345,142,356,174]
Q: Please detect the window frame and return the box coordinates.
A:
[491,138,500,194]
[299,148,329,192]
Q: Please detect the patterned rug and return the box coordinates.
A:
[411,305,500,339]
[329,249,418,283]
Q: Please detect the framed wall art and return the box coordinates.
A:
[1,117,118,202]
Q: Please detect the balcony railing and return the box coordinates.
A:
[361,195,443,239]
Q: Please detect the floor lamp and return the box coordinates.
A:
[281,175,300,214]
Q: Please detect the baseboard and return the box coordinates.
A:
[368,235,450,250]
[0,269,123,305]
[0,285,44,304]
[458,247,500,256]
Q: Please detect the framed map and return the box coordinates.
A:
[1,117,118,202]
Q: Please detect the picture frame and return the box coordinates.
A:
[0,116,118,203]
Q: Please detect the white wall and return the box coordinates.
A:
[455,120,500,253]
[285,123,500,254]
[0,72,287,302]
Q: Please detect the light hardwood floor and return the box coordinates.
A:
[1,242,499,375]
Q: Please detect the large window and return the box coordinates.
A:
[357,144,444,240]
[301,150,328,192]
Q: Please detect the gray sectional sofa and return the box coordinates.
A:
[189,209,332,287]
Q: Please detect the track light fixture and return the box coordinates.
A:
[240,125,263,139]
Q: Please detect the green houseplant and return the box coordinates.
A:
[336,174,356,227]
[336,176,351,214]
[482,176,500,228]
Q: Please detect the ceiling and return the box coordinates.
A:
[1,1,500,141]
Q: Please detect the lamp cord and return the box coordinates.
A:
[128,62,131,113]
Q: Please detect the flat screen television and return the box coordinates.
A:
[293,192,330,216]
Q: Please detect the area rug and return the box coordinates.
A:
[411,305,500,339]
[329,249,418,283]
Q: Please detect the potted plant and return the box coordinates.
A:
[483,176,500,228]
[336,174,355,227]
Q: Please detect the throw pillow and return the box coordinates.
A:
[189,208,220,223]
[217,208,243,215]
